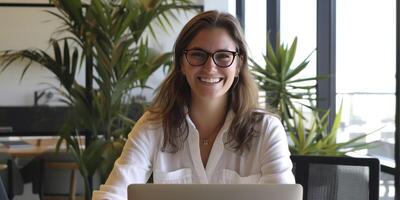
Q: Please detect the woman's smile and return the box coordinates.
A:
[197,76,224,84]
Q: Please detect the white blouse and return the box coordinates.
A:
[92,110,295,200]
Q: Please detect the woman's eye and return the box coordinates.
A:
[190,52,206,60]
[215,53,231,60]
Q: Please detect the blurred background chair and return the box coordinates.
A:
[33,151,85,200]
[0,153,23,200]
[32,151,102,200]
[290,155,380,200]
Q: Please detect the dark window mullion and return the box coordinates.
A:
[236,0,245,30]
[395,0,400,198]
[316,0,336,130]
[266,0,280,49]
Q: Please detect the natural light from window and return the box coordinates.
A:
[336,1,396,199]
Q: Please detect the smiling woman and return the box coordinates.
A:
[181,28,239,100]
[92,10,295,200]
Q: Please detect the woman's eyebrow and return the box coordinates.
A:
[187,47,236,52]
[215,48,236,52]
[187,47,206,51]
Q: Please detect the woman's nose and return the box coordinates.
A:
[203,56,218,71]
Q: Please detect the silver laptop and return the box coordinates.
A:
[128,184,303,200]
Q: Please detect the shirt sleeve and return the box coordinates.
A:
[259,115,296,184]
[92,113,155,200]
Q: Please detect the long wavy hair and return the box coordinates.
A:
[147,10,261,153]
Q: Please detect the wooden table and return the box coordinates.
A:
[0,137,84,157]
[0,137,84,199]
[0,145,58,157]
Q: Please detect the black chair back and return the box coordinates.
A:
[291,155,380,200]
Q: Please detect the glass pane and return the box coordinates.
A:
[245,0,266,63]
[280,0,317,116]
[281,0,317,79]
[336,0,396,93]
[380,172,395,200]
[336,0,396,167]
[245,1,267,107]
[336,94,395,167]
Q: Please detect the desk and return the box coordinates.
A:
[0,145,57,157]
[0,136,85,157]
[0,138,65,157]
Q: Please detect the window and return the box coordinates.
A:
[281,0,317,116]
[336,0,396,170]
[281,0,317,80]
[240,1,399,198]
[244,0,266,64]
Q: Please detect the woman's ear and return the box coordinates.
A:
[236,56,243,76]
[180,60,186,76]
[235,68,240,77]
[181,67,186,76]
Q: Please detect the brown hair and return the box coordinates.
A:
[147,10,261,152]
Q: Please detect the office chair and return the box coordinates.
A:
[33,151,102,200]
[290,155,380,200]
[34,151,85,200]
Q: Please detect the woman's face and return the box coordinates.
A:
[181,28,239,102]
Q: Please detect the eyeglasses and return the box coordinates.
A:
[183,49,239,68]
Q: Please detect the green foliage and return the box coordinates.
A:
[0,0,197,198]
[288,102,375,156]
[250,35,324,129]
[251,34,374,156]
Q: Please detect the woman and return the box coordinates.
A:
[92,10,295,200]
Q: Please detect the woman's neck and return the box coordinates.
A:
[189,96,228,136]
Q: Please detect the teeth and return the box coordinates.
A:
[199,77,221,83]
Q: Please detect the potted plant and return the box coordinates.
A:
[289,102,376,156]
[249,35,322,130]
[249,35,374,155]
[0,0,197,199]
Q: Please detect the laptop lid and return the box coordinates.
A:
[128,184,303,200]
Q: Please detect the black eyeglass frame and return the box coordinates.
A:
[183,49,239,68]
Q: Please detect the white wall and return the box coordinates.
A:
[0,6,75,106]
